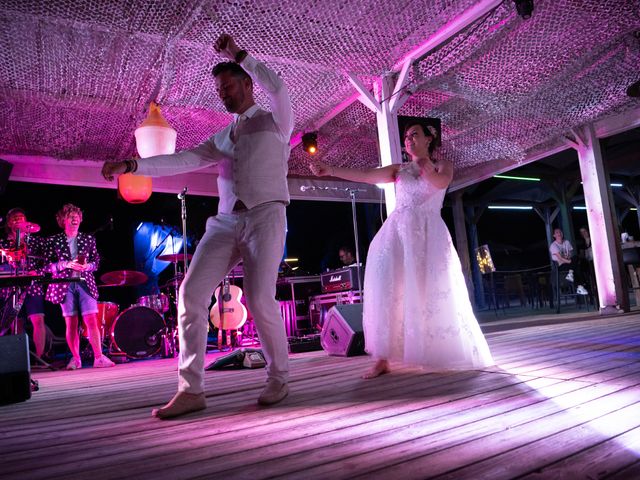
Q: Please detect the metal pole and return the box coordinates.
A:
[349,189,364,300]
[178,187,189,272]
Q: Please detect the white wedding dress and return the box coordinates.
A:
[363,161,493,370]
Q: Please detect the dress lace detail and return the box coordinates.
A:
[362,161,493,370]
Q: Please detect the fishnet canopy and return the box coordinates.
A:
[0,0,638,187]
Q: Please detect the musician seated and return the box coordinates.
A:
[0,207,48,359]
[338,246,356,267]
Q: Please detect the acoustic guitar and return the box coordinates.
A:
[209,277,248,332]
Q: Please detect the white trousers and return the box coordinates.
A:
[177,202,289,393]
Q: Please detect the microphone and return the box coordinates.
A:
[177,187,188,199]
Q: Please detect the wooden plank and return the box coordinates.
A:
[0,314,637,480]
[116,379,629,479]
[346,386,640,480]
[519,425,640,479]
[1,370,499,477]
[435,400,640,479]
[266,382,638,479]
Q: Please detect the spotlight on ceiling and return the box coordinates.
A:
[302,132,318,155]
[513,0,534,19]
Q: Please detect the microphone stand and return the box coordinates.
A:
[348,188,364,301]
[177,187,189,272]
[160,186,189,358]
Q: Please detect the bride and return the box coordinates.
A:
[309,119,493,378]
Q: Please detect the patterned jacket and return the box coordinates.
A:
[0,234,47,298]
[45,232,100,303]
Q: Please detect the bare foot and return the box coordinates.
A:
[362,359,390,379]
[151,391,206,419]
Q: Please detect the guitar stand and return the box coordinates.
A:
[161,326,178,358]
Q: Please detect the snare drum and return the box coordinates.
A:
[137,293,169,313]
[110,306,166,359]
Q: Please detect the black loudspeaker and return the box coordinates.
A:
[0,333,31,405]
[321,303,365,356]
[0,158,13,195]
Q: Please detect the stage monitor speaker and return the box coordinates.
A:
[0,158,13,195]
[321,303,365,356]
[0,333,31,405]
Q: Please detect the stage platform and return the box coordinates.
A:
[1,313,639,479]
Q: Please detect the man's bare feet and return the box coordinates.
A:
[362,359,390,379]
[151,391,206,419]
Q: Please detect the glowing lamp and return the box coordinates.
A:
[302,132,318,155]
[118,102,176,204]
[475,245,495,274]
[118,173,153,204]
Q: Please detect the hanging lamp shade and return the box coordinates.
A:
[118,102,176,204]
[118,172,153,204]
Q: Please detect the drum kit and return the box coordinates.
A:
[0,221,42,271]
[0,221,45,336]
[87,252,254,360]
[96,266,180,360]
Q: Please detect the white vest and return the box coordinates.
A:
[216,108,290,214]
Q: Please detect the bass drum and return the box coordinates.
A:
[111,306,165,359]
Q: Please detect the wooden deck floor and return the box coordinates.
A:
[1,313,640,480]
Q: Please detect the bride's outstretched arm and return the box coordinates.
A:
[309,160,400,185]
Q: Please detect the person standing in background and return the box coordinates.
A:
[45,203,114,370]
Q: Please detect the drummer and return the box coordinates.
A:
[0,207,48,358]
[45,203,115,370]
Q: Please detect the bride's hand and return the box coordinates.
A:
[309,160,333,177]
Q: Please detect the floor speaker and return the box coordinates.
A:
[0,333,31,404]
[321,303,365,356]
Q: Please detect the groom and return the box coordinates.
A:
[102,33,294,418]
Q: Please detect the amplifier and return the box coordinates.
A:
[320,265,362,293]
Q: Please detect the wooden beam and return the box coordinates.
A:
[450,144,569,192]
[574,124,628,312]
[389,61,413,113]
[451,106,640,193]
[5,154,380,203]
[346,73,380,113]
[452,191,474,303]
[374,74,403,214]
[392,0,504,71]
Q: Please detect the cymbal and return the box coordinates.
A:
[100,270,148,286]
[157,253,193,263]
[15,221,40,234]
